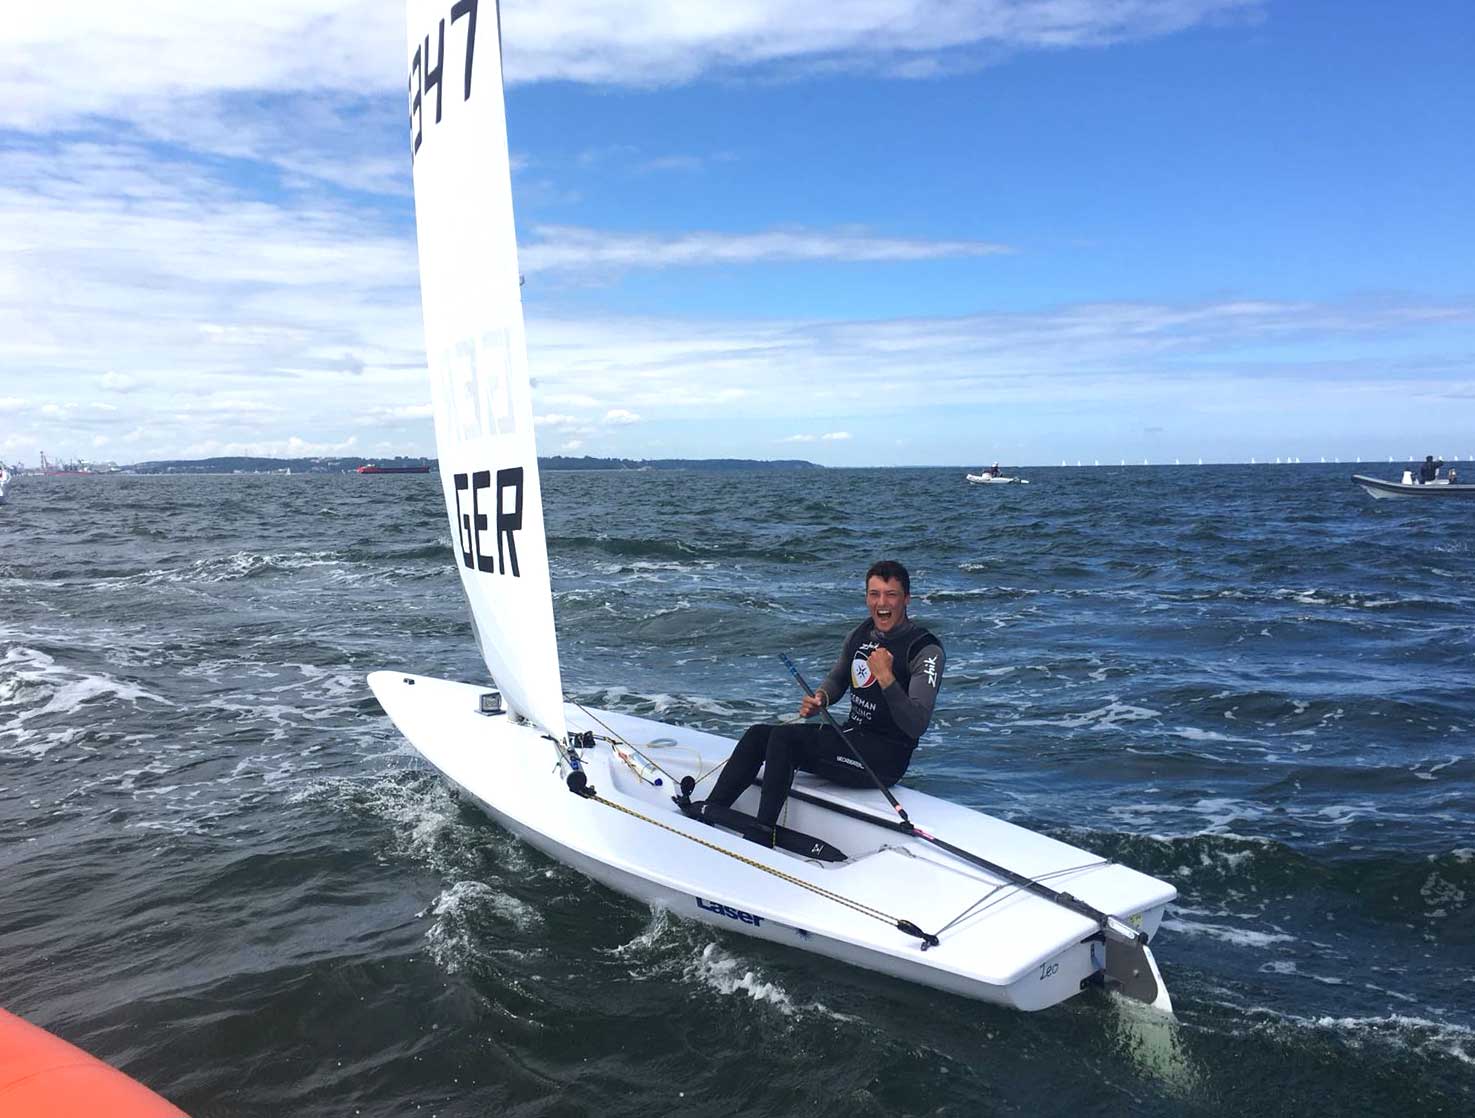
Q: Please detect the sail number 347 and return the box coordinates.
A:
[408,0,479,159]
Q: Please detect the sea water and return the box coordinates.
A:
[0,464,1470,1115]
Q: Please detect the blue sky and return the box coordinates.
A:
[3,1,1473,468]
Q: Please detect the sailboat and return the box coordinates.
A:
[370,0,1175,1013]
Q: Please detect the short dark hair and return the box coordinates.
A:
[866,559,910,595]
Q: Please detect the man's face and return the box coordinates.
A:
[866,576,909,634]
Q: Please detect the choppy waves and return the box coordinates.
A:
[2,466,1472,1115]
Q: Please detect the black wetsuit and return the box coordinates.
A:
[705,618,945,826]
[1419,458,1444,483]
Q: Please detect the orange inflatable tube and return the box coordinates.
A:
[0,1008,186,1117]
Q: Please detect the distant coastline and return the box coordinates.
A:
[116,455,822,475]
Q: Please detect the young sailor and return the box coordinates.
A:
[700,559,945,840]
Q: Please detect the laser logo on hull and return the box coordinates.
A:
[695,898,764,926]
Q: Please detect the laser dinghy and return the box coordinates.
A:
[371,0,1175,1013]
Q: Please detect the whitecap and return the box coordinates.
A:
[1307,1014,1474,1066]
[683,942,856,1023]
[1168,726,1268,746]
[604,905,676,960]
[1014,700,1161,732]
[1159,915,1295,948]
[0,646,173,754]
[685,942,797,1012]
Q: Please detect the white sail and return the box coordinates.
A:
[404,0,565,740]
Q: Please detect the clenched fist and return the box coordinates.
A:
[868,646,895,688]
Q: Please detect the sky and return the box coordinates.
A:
[3,0,1473,469]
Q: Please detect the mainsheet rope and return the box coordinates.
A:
[564,705,1115,949]
[572,783,939,946]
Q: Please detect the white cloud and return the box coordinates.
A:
[499,1,1265,86]
[570,145,736,176]
[0,3,1268,216]
[4,144,1472,468]
[172,433,361,459]
[0,135,428,463]
[515,298,1475,437]
[5,3,1264,135]
[352,404,434,425]
[101,371,138,391]
[0,3,1465,468]
[539,393,603,409]
[522,225,1011,274]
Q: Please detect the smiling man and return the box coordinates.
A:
[699,559,945,842]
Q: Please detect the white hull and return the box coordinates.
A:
[966,474,1026,485]
[370,671,1173,1012]
[1353,474,1475,499]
